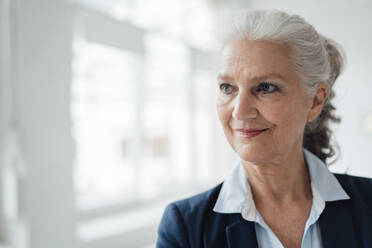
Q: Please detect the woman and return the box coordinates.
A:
[156,10,372,248]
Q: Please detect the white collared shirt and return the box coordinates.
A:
[213,148,350,248]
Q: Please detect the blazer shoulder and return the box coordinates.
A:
[334,173,372,207]
[156,183,224,247]
[171,182,223,217]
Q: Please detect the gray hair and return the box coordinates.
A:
[218,9,345,165]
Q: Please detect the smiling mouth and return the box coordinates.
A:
[235,127,270,132]
[235,128,270,138]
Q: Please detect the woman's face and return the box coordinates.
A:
[217,40,324,164]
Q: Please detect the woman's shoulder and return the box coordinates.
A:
[157,183,225,247]
[169,182,224,216]
[333,173,372,206]
[334,173,372,189]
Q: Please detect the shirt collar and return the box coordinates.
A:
[303,148,350,201]
[213,148,350,216]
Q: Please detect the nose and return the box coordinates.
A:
[232,92,258,120]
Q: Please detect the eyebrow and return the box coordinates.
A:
[217,72,287,83]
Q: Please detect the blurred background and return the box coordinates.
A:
[0,0,371,247]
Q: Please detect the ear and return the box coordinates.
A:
[307,83,328,122]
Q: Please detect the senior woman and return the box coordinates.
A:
[156,9,372,248]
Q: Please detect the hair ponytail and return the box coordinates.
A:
[303,38,345,165]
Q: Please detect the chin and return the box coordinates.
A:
[239,155,265,164]
[236,146,273,164]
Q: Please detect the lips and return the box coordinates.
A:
[235,128,269,133]
[234,128,270,138]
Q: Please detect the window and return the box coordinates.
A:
[143,33,192,187]
[72,41,142,209]
[71,3,221,247]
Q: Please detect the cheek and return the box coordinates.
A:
[216,96,232,125]
[216,105,230,129]
[269,99,308,136]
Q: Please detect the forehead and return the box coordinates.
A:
[219,40,297,82]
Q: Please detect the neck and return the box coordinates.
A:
[242,147,312,207]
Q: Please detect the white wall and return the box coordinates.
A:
[0,0,12,242]
[15,0,77,247]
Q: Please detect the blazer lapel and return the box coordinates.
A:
[226,218,259,248]
[319,200,358,248]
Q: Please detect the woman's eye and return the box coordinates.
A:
[257,82,279,94]
[219,83,234,94]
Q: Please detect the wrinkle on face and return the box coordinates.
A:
[216,39,313,166]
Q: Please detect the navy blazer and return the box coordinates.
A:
[156,173,372,248]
